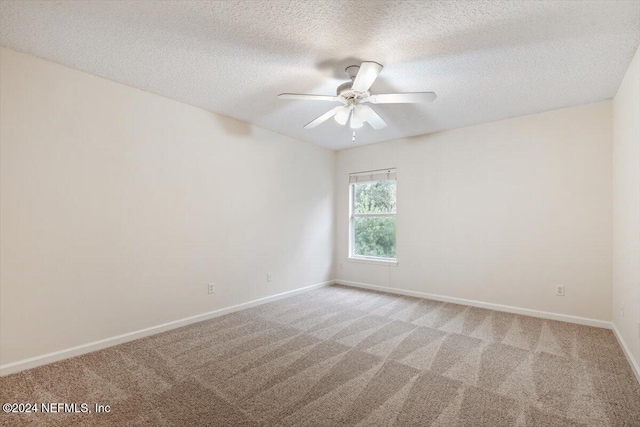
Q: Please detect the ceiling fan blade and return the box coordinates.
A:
[278,93,341,102]
[368,92,436,104]
[358,105,387,129]
[352,61,383,92]
[304,106,344,129]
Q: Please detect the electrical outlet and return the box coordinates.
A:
[339,262,344,270]
[267,273,272,283]
[208,283,215,294]
[556,286,565,296]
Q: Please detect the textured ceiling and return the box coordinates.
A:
[1,1,639,150]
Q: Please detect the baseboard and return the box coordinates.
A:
[336,280,612,329]
[0,280,334,377]
[612,323,640,384]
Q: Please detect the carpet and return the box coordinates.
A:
[1,284,639,426]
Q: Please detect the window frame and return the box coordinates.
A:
[348,178,398,266]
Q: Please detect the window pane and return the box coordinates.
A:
[353,181,396,214]
[354,216,396,259]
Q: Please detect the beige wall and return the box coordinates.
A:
[336,102,613,322]
[613,46,640,369]
[0,47,335,366]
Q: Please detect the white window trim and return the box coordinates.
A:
[348,178,397,266]
[347,256,399,267]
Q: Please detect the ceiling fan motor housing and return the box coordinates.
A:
[337,66,370,101]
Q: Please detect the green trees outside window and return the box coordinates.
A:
[351,180,396,259]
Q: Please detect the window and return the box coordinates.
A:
[349,169,397,263]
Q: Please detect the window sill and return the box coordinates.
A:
[348,257,398,267]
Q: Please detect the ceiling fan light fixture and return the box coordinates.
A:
[334,107,350,125]
[350,111,364,129]
[355,104,373,121]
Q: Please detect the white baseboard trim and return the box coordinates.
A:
[0,280,334,377]
[336,280,612,329]
[612,323,640,384]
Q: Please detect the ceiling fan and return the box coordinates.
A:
[278,61,436,130]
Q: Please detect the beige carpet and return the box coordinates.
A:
[1,285,639,426]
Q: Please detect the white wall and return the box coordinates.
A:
[612,46,640,372]
[0,47,335,366]
[336,102,613,322]
[0,43,630,372]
